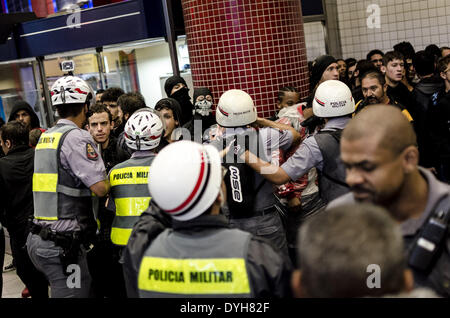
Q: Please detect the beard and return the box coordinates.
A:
[365,97,380,105]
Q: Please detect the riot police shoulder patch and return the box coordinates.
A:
[86,143,98,160]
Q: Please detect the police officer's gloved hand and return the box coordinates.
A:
[300,115,324,131]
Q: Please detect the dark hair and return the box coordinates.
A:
[87,102,113,123]
[155,98,182,124]
[336,58,345,63]
[437,55,450,74]
[355,60,377,80]
[96,89,105,94]
[345,58,357,66]
[361,69,386,86]
[100,87,125,103]
[393,41,415,59]
[29,129,43,147]
[382,51,404,66]
[117,92,146,118]
[413,51,435,77]
[0,120,29,147]
[56,103,86,118]
[441,46,450,57]
[425,44,441,61]
[366,49,384,61]
[298,203,406,298]
[277,86,299,103]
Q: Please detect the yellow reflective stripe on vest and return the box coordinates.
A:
[402,109,413,122]
[115,197,151,216]
[35,215,58,221]
[110,166,150,186]
[33,173,58,192]
[111,228,133,246]
[35,132,63,150]
[138,257,250,295]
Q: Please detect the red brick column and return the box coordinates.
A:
[181,0,309,118]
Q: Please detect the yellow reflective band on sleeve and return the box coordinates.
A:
[35,132,63,150]
[115,197,151,216]
[32,173,58,193]
[138,257,250,295]
[402,109,413,122]
[111,227,133,246]
[110,166,150,186]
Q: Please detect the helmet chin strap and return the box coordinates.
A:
[136,136,141,151]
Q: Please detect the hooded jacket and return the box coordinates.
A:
[413,75,444,113]
[8,101,40,129]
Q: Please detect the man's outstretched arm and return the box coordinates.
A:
[243,151,291,185]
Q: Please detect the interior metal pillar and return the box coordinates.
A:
[162,0,180,76]
[36,56,55,127]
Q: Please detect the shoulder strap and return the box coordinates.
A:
[314,129,349,188]
[408,194,450,273]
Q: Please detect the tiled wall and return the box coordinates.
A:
[304,22,327,61]
[337,0,450,60]
[181,0,309,118]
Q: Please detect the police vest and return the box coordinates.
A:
[138,227,252,297]
[314,129,350,204]
[109,155,154,246]
[354,99,413,122]
[33,124,93,229]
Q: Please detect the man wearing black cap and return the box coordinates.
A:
[303,55,340,130]
[309,55,340,93]
[164,75,194,126]
[182,87,216,142]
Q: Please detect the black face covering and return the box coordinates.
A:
[171,87,193,125]
[171,86,190,103]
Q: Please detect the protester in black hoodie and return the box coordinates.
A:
[0,121,48,298]
[164,75,194,126]
[413,51,444,114]
[8,100,41,131]
[8,101,44,148]
[427,55,450,182]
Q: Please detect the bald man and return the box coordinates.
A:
[328,105,450,297]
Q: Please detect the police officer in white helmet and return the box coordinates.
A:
[108,108,164,248]
[27,76,110,298]
[136,141,292,297]
[243,80,355,206]
[209,89,300,258]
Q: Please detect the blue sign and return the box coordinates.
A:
[0,0,166,61]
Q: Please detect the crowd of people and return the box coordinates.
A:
[0,40,449,299]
